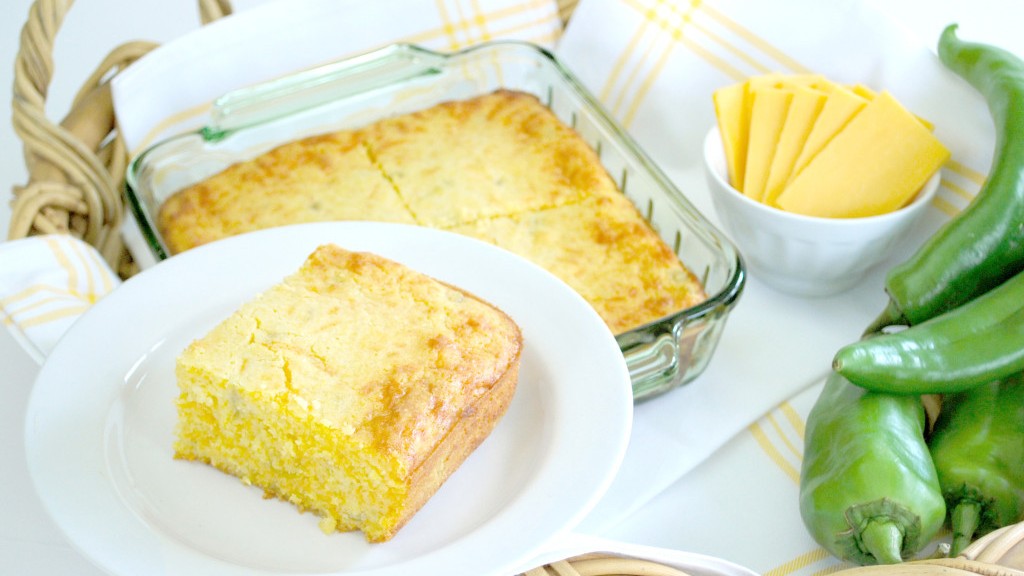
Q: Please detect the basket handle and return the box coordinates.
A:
[8,0,233,275]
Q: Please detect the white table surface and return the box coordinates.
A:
[3,1,1022,574]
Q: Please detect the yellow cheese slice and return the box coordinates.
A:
[763,85,827,206]
[742,86,793,202]
[787,85,869,184]
[775,91,950,218]
[714,74,825,193]
[787,74,834,92]
[745,74,788,90]
[852,83,877,100]
[713,83,749,188]
[749,73,829,91]
[855,82,934,130]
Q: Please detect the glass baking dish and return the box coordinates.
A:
[125,41,745,401]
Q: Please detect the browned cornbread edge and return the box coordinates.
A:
[379,335,521,541]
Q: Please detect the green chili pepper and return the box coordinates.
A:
[833,268,1024,395]
[799,372,946,565]
[929,373,1024,556]
[867,24,1024,334]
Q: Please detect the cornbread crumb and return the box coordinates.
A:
[319,516,337,534]
[158,90,705,333]
[173,244,522,542]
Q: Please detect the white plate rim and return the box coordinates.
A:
[24,221,633,576]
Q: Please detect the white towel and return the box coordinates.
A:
[0,235,120,364]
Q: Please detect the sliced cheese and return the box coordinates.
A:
[855,82,935,130]
[713,83,749,188]
[749,73,829,91]
[787,74,834,92]
[742,86,792,202]
[787,85,869,184]
[763,85,827,206]
[775,91,950,218]
[852,83,877,100]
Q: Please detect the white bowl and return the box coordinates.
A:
[702,126,941,297]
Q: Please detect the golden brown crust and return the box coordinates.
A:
[157,132,414,253]
[448,193,704,334]
[381,351,519,541]
[296,245,522,470]
[361,89,618,228]
[158,90,705,333]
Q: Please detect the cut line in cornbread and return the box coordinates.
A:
[157,131,416,253]
[360,89,619,229]
[158,90,707,335]
[173,243,523,542]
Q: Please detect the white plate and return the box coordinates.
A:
[24,222,633,576]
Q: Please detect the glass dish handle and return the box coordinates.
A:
[202,44,446,141]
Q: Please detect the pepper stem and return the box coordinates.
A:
[860,519,905,564]
[863,300,907,336]
[950,501,982,557]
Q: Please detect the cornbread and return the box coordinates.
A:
[158,131,415,252]
[359,90,620,228]
[158,89,705,333]
[173,244,522,542]
[449,193,700,335]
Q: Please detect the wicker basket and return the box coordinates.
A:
[831,523,1024,576]
[524,553,703,575]
[9,0,231,277]
[8,1,1024,575]
[520,526,1024,576]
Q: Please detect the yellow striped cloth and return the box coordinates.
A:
[0,235,119,364]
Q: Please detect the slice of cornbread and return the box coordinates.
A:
[158,132,415,254]
[447,193,704,334]
[173,244,522,542]
[361,89,620,229]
